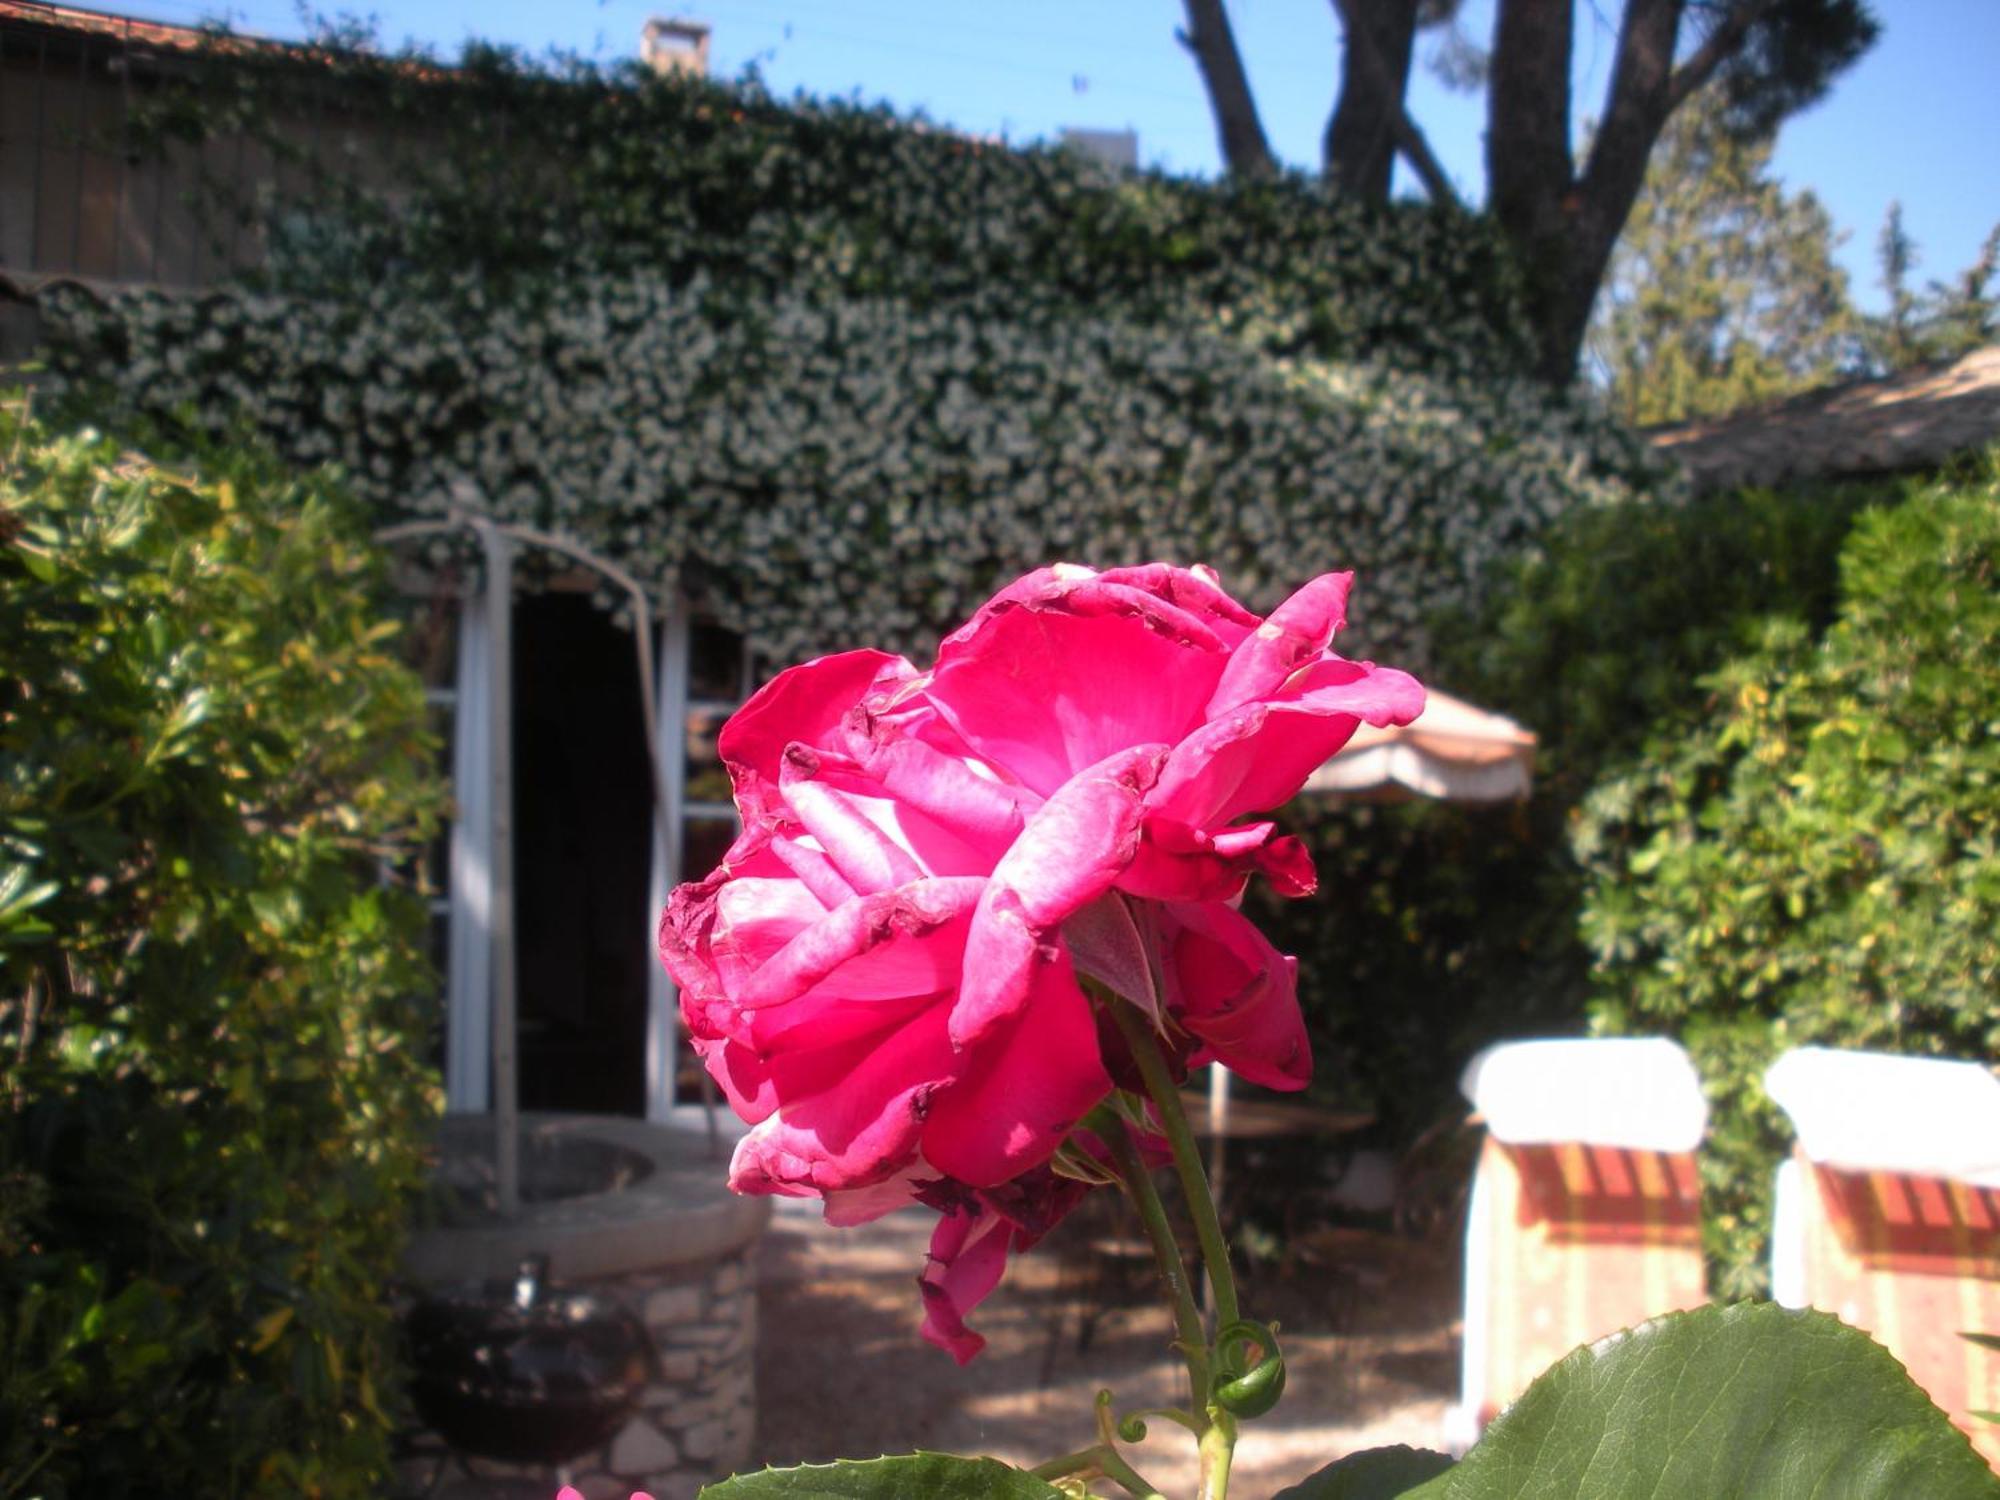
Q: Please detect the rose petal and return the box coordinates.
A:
[1150,662,1427,830]
[912,1166,1094,1361]
[658,866,734,1014]
[924,572,1238,795]
[768,833,863,909]
[951,745,1163,1049]
[708,877,828,993]
[728,1005,956,1195]
[822,1161,932,1226]
[923,948,1112,1187]
[917,1203,1012,1364]
[1093,564,1262,642]
[1205,571,1353,717]
[1163,902,1310,1090]
[778,745,928,893]
[792,740,1016,878]
[1254,835,1318,898]
[736,877,984,1010]
[840,710,1030,854]
[690,877,982,1126]
[660,822,797,1021]
[1115,819,1321,903]
[721,649,916,823]
[692,1034,779,1121]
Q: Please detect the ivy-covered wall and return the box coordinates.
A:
[177,50,1535,376]
[47,271,1662,670]
[44,52,1672,672]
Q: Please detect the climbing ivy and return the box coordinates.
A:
[42,43,1671,669]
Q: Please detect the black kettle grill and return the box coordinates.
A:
[404,1255,655,1466]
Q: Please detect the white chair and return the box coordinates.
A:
[1766,1046,2000,1469]
[1443,1038,1709,1453]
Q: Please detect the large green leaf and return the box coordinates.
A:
[699,1454,1066,1500]
[1404,1303,1999,1499]
[1272,1445,1455,1499]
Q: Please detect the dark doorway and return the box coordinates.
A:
[513,593,654,1116]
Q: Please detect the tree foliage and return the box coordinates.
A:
[1575,457,2000,1292]
[0,402,445,1497]
[1869,204,2000,372]
[1589,93,1864,425]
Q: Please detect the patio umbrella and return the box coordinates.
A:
[1303,689,1537,803]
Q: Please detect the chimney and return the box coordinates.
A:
[642,17,711,77]
[1058,127,1139,173]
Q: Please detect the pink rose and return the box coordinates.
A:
[659,564,1422,1359]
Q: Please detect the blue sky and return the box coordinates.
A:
[120,0,1998,314]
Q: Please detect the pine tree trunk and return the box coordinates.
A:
[1324,0,1422,202]
[1490,0,1683,385]
[1180,0,1277,178]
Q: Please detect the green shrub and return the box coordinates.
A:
[1240,472,1893,1160]
[0,401,446,1497]
[1249,795,1581,1151]
[1445,471,1891,800]
[1575,456,2000,1293]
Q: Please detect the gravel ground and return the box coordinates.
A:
[748,1194,1461,1496]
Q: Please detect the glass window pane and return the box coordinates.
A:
[684,702,732,805]
[688,620,746,701]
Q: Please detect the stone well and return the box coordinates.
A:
[400,1112,770,1500]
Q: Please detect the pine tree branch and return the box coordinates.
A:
[1666,0,1778,114]
[1178,0,1277,178]
[1487,0,1574,230]
[1326,0,1464,208]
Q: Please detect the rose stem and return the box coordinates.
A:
[1094,1390,1169,1499]
[1027,1447,1104,1483]
[1104,997,1243,1332]
[1095,1444,1168,1500]
[1086,1102,1211,1415]
[1198,1411,1238,1500]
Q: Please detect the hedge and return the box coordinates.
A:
[1576,456,2000,1292]
[0,402,445,1497]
